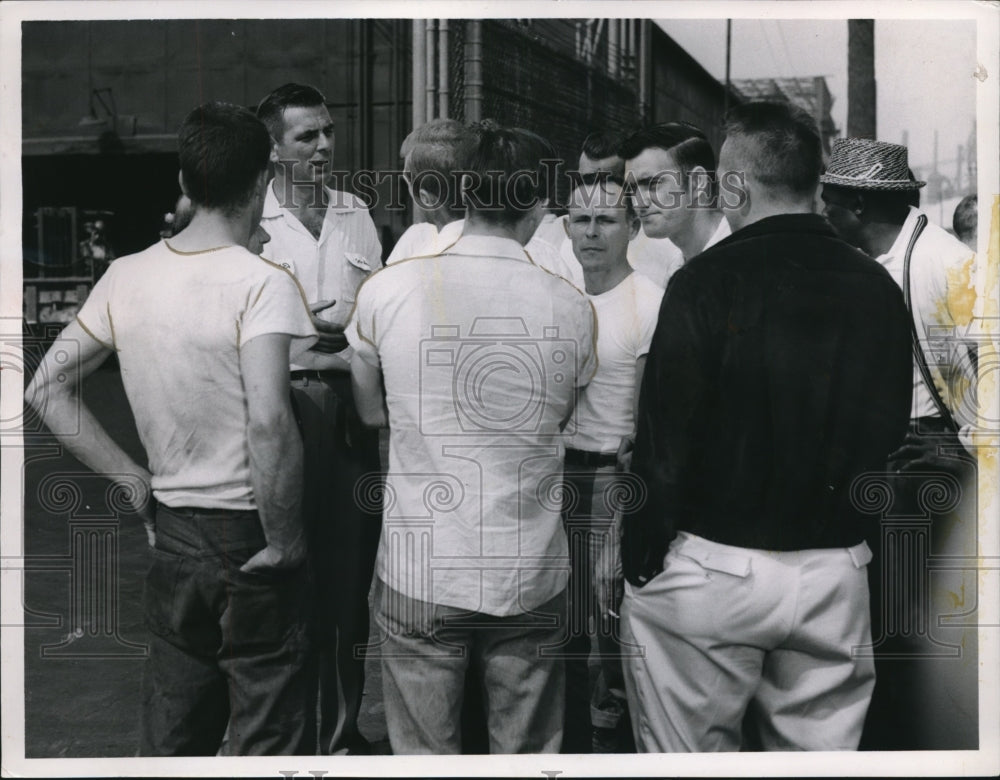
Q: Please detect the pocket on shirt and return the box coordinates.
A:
[340,252,374,303]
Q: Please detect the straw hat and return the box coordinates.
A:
[820,138,926,190]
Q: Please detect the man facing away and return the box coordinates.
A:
[26,102,317,755]
[820,139,979,750]
[255,82,384,755]
[386,118,582,287]
[559,172,664,753]
[347,125,597,754]
[618,122,730,288]
[619,101,913,751]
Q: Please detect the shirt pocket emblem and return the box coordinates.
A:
[345,252,372,272]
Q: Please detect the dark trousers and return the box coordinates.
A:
[860,417,979,750]
[561,463,634,753]
[139,505,309,756]
[291,372,382,755]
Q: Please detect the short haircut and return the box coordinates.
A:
[618,122,715,174]
[460,125,557,225]
[723,101,822,197]
[581,131,621,161]
[953,194,977,242]
[256,83,327,140]
[619,122,716,204]
[400,119,472,213]
[178,102,271,212]
[568,171,636,219]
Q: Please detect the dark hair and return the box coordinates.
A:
[568,171,636,219]
[400,119,473,216]
[178,102,271,212]
[581,131,621,161]
[619,122,715,171]
[459,125,557,225]
[953,194,977,242]
[723,101,822,197]
[256,83,327,140]
[619,122,716,205]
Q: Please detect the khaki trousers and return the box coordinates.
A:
[621,532,875,752]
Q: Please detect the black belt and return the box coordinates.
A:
[290,370,340,382]
[564,448,617,467]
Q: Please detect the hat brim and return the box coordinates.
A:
[819,173,926,190]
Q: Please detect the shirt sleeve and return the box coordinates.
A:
[345,273,381,368]
[74,264,117,350]
[240,268,318,351]
[359,207,383,270]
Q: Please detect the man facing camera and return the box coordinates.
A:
[254,83,385,755]
[26,102,317,755]
[347,125,597,754]
[619,102,913,751]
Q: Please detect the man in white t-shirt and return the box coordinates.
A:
[347,125,597,754]
[25,103,317,755]
[559,172,664,753]
[552,130,685,290]
[619,122,730,282]
[255,83,384,755]
[387,119,582,287]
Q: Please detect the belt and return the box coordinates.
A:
[564,448,618,467]
[290,369,340,382]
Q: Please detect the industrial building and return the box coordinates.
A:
[22,18,738,324]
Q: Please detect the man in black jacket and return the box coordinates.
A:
[618,101,913,752]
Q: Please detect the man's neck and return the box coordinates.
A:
[166,209,251,252]
[582,259,632,296]
[675,209,724,260]
[860,220,906,259]
[272,174,329,212]
[463,214,538,246]
[735,199,813,232]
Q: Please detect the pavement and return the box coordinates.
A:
[21,363,390,757]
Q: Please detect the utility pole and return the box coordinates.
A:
[847,20,876,138]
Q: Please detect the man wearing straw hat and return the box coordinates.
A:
[820,137,979,750]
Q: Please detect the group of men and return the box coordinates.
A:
[26,80,979,756]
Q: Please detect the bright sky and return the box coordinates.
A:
[657,18,978,182]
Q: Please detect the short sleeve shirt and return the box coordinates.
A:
[348,234,597,616]
[259,182,382,368]
[76,241,316,509]
[567,272,665,453]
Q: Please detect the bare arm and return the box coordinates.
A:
[239,332,307,572]
[25,321,155,539]
[351,354,388,428]
[616,354,647,472]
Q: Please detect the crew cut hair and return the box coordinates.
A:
[178,101,271,212]
[953,194,977,243]
[400,118,473,212]
[256,83,327,140]
[723,101,823,197]
[459,125,557,225]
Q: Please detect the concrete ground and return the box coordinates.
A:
[21,363,390,757]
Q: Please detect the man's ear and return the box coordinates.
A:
[178,170,189,197]
[686,165,710,207]
[628,213,641,242]
[269,136,281,165]
[416,186,438,212]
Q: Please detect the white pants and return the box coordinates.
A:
[621,532,875,752]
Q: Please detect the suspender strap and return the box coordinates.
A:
[902,214,956,431]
